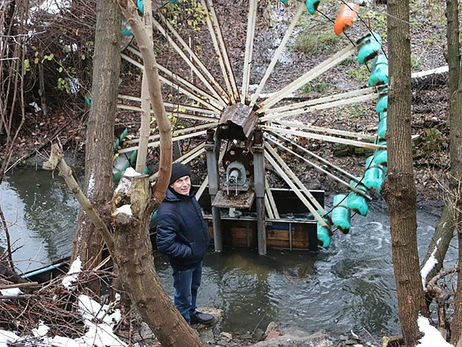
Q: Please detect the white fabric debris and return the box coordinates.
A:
[0,288,23,297]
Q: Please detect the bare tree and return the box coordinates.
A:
[70,0,122,294]
[416,0,462,344]
[445,0,462,345]
[382,0,429,346]
[0,0,27,274]
[44,0,205,345]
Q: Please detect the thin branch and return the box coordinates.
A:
[0,207,14,271]
[43,143,115,254]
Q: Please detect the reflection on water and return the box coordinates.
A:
[155,248,317,335]
[0,169,80,273]
[0,169,451,339]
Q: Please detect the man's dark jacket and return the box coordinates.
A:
[156,188,209,270]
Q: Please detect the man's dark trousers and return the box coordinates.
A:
[172,261,202,324]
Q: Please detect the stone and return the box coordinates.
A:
[264,322,278,335]
[250,330,334,347]
[264,330,282,341]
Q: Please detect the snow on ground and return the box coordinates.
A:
[416,316,454,347]
[0,258,125,347]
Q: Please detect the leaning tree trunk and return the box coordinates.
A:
[382,1,428,346]
[112,174,204,346]
[115,1,204,345]
[422,0,461,284]
[420,205,454,283]
[71,0,122,293]
[446,0,462,344]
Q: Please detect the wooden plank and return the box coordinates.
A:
[212,190,255,209]
[207,219,316,250]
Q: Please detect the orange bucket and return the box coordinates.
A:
[334,3,359,35]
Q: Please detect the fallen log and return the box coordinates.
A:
[411,66,448,90]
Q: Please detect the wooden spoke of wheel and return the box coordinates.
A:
[201,0,240,102]
[265,131,372,200]
[260,87,379,122]
[264,143,328,226]
[152,13,231,104]
[249,3,306,108]
[257,44,357,113]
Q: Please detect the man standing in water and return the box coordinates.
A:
[156,163,214,325]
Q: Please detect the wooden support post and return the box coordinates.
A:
[205,129,223,252]
[253,129,266,255]
[308,226,319,253]
[256,198,265,254]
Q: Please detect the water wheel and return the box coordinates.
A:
[116,0,388,251]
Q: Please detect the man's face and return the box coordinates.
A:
[170,175,191,196]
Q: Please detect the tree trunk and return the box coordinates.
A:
[382,0,428,346]
[447,0,462,344]
[420,205,454,282]
[453,231,462,346]
[71,0,122,293]
[115,1,203,344]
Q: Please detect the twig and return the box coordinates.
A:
[42,143,115,254]
[0,206,14,271]
[426,266,458,297]
[0,282,39,290]
[251,314,266,337]
[0,294,40,300]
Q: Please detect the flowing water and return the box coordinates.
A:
[0,169,80,273]
[0,168,454,339]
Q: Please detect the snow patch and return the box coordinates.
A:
[116,204,132,216]
[61,257,82,290]
[416,315,454,347]
[420,238,440,291]
[32,321,49,337]
[0,330,21,347]
[123,167,142,177]
[0,295,125,347]
[78,295,126,346]
[0,287,23,297]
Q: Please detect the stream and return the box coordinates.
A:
[0,168,455,340]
